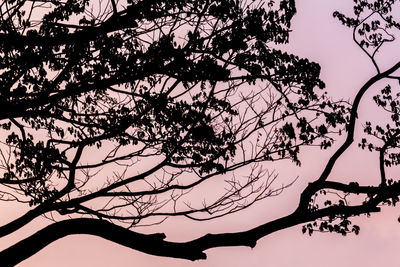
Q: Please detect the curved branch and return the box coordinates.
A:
[297,61,400,209]
[0,202,381,267]
[318,61,400,183]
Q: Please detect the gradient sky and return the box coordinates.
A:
[4,0,400,266]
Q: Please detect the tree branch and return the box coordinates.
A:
[0,202,382,267]
[298,61,400,209]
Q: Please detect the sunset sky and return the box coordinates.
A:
[4,0,400,266]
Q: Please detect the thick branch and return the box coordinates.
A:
[0,205,48,238]
[0,203,381,267]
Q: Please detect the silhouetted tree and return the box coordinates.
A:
[0,0,399,266]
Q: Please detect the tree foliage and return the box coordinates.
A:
[0,0,399,266]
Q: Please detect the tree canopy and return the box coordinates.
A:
[0,0,399,266]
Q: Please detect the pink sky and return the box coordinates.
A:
[4,0,400,266]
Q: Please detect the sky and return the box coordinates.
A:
[3,0,400,266]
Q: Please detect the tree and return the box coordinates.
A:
[0,0,399,265]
